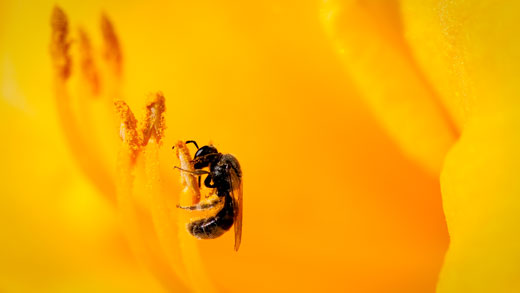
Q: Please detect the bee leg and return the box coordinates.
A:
[174,166,210,176]
[204,174,216,188]
[177,196,223,211]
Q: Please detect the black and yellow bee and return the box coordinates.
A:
[175,141,243,251]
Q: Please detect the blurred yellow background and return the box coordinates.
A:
[1,0,519,292]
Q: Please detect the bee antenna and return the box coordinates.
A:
[185,140,199,149]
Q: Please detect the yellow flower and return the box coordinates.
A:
[323,0,520,292]
[1,0,517,292]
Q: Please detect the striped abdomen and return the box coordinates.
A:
[188,194,234,239]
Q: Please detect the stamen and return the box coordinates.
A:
[78,28,101,96]
[50,8,215,291]
[51,6,116,203]
[141,92,166,146]
[115,101,195,292]
[50,6,72,81]
[115,100,141,155]
[101,14,123,77]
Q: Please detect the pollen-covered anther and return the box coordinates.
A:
[140,92,166,145]
[50,6,72,80]
[78,28,101,96]
[115,100,141,153]
[101,13,123,77]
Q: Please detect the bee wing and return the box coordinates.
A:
[229,167,243,251]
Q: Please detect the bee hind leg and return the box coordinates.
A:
[176,196,223,211]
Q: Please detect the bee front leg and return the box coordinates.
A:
[174,166,210,176]
[204,174,216,188]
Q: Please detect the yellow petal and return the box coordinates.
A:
[400,0,470,129]
[401,1,520,291]
[321,0,458,174]
[439,108,520,292]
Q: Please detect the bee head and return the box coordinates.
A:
[192,145,219,169]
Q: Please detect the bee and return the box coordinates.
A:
[175,141,243,251]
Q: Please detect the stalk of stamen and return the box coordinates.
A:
[116,141,187,292]
[75,20,122,185]
[139,94,215,291]
[145,140,192,288]
[142,93,192,281]
[50,6,116,203]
